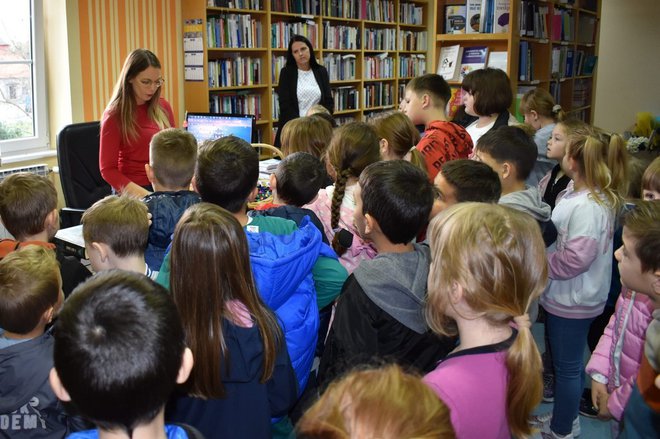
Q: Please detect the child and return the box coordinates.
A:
[368,110,427,173]
[251,152,329,246]
[403,73,473,180]
[143,128,201,272]
[297,364,455,438]
[166,203,298,438]
[616,201,660,438]
[0,173,91,297]
[49,270,197,439]
[473,125,557,247]
[458,68,518,146]
[423,203,546,438]
[280,115,333,158]
[519,88,566,186]
[318,161,455,385]
[533,128,629,439]
[641,156,660,200]
[81,195,154,278]
[304,122,380,272]
[0,246,70,439]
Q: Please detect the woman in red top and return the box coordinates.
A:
[100,49,176,197]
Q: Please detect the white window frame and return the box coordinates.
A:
[0,0,49,162]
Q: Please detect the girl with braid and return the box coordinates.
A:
[304,122,381,273]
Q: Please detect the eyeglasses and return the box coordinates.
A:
[139,78,165,88]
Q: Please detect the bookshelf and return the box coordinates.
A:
[432,0,601,123]
[181,0,435,143]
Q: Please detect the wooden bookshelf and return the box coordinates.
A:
[182,0,435,143]
[432,0,601,123]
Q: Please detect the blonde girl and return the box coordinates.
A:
[520,88,566,186]
[280,115,333,158]
[304,122,380,273]
[368,111,427,175]
[641,156,660,200]
[423,203,546,438]
[534,128,628,438]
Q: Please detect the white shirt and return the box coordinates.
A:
[297,69,321,117]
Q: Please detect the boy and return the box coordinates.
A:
[616,201,660,438]
[143,128,201,271]
[81,195,155,278]
[0,172,91,297]
[49,270,196,439]
[403,73,473,180]
[318,160,455,385]
[0,246,71,438]
[251,152,329,244]
[472,125,557,247]
[432,158,501,215]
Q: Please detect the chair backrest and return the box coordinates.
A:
[56,121,112,209]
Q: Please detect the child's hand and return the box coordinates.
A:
[591,381,608,412]
[596,392,612,420]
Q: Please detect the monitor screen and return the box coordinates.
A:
[185,113,255,144]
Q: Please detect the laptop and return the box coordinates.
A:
[185,112,256,144]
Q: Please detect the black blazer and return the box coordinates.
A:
[274,63,334,147]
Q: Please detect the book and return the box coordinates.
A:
[437,44,463,81]
[487,51,508,72]
[445,5,467,34]
[460,46,489,80]
[493,0,509,33]
[466,0,482,34]
[582,55,598,75]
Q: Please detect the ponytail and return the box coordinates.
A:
[330,169,350,256]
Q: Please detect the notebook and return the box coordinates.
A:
[185,113,255,144]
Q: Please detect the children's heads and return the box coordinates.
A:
[0,246,62,335]
[368,111,426,172]
[473,125,537,189]
[194,135,259,213]
[50,270,192,433]
[434,159,501,212]
[425,203,545,437]
[355,160,435,245]
[461,68,512,117]
[616,201,660,304]
[0,172,58,240]
[280,115,333,157]
[642,156,660,201]
[519,88,565,128]
[296,364,455,439]
[147,128,198,190]
[273,152,326,206]
[82,195,149,271]
[404,74,451,125]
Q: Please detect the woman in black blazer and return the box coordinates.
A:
[274,35,334,148]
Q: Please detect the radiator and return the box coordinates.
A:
[0,163,51,238]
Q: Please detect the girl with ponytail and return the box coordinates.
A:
[304,122,380,273]
[423,202,546,438]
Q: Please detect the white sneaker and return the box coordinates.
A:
[529,412,580,438]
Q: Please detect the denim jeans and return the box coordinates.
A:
[546,312,594,435]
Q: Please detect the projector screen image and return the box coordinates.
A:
[185,113,254,144]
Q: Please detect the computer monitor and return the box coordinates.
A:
[185,113,255,144]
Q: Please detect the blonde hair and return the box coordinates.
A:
[425,203,546,438]
[566,126,628,212]
[642,156,660,196]
[280,116,333,158]
[297,364,455,439]
[519,88,565,122]
[368,111,427,174]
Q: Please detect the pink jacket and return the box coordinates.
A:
[585,288,654,421]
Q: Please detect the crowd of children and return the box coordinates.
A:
[1,65,660,439]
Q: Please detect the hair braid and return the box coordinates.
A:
[331,169,351,255]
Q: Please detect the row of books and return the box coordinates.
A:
[321,0,423,23]
[209,93,263,119]
[364,54,394,80]
[519,1,549,39]
[437,44,507,82]
[323,22,360,50]
[271,20,318,49]
[399,2,424,26]
[399,30,427,52]
[363,82,394,108]
[445,0,510,34]
[399,54,426,78]
[365,0,395,23]
[323,53,357,81]
[208,56,262,88]
[364,28,396,51]
[323,0,360,19]
[207,14,263,48]
[270,0,319,15]
[332,86,360,111]
[207,0,262,9]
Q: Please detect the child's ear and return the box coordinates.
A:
[269,173,277,192]
[248,185,258,202]
[92,242,111,263]
[379,138,389,156]
[42,305,55,325]
[145,164,156,184]
[177,347,194,385]
[501,162,512,181]
[191,175,198,193]
[449,282,464,305]
[422,93,431,109]
[49,368,72,402]
[364,213,380,236]
[530,110,539,121]
[44,209,58,231]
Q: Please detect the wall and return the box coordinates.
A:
[593,1,660,133]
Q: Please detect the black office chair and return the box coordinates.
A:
[56,121,112,228]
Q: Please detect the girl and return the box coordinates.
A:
[423,203,546,438]
[458,67,518,145]
[534,128,629,439]
[642,156,660,200]
[520,88,566,186]
[304,122,380,273]
[280,115,333,158]
[368,111,427,174]
[166,203,298,439]
[100,49,175,197]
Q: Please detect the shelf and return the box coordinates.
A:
[363,20,398,26]
[569,105,591,112]
[321,15,362,23]
[209,84,268,91]
[363,77,396,82]
[364,105,396,111]
[398,50,428,54]
[207,7,266,14]
[398,23,427,29]
[436,33,510,42]
[270,11,318,19]
[208,47,268,52]
[574,75,594,79]
[334,109,361,115]
[520,36,550,44]
[330,79,361,85]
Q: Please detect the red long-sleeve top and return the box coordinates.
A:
[99,98,176,191]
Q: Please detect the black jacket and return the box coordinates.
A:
[274,63,333,147]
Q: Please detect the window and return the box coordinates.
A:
[0,0,48,160]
